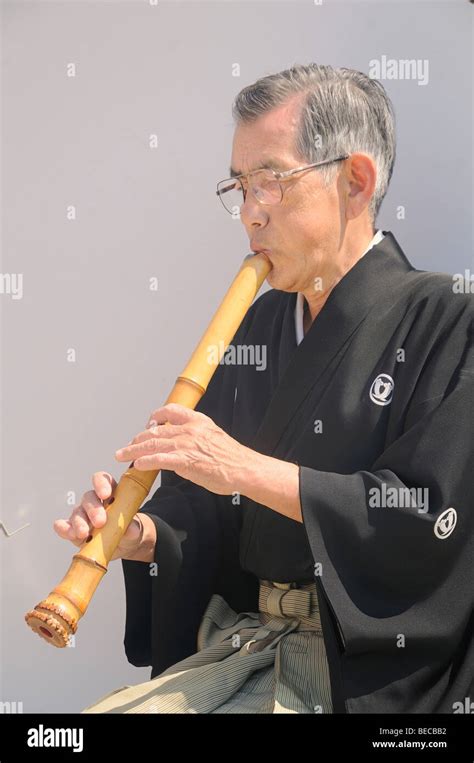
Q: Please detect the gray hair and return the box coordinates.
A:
[232,63,396,222]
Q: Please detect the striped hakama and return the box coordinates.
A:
[82,580,333,714]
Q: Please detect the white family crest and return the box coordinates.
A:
[369,374,394,406]
[434,507,457,540]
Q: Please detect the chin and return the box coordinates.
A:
[266,269,279,288]
[266,269,295,293]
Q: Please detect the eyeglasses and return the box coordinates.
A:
[216,154,349,215]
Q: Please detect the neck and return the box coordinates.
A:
[302,226,376,326]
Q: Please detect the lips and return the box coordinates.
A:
[250,244,270,254]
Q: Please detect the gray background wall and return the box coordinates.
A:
[0,0,472,713]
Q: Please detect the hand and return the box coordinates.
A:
[53,471,143,561]
[115,403,251,496]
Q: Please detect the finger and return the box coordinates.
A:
[82,491,107,527]
[92,471,117,501]
[115,436,177,462]
[54,520,83,546]
[146,403,201,428]
[70,508,94,540]
[127,424,182,447]
[134,452,179,471]
[53,518,73,540]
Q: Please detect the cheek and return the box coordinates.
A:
[273,203,313,245]
[301,198,339,250]
[280,208,325,251]
[271,188,333,252]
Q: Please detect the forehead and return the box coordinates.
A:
[230,93,305,175]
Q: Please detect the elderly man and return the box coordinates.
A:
[56,64,473,714]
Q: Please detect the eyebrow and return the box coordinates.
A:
[229,159,288,178]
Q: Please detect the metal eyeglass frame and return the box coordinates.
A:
[216,154,350,214]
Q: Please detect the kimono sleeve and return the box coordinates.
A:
[121,302,256,670]
[299,310,474,652]
[121,474,225,671]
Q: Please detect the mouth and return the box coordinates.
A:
[251,249,272,267]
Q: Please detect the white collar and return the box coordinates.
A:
[294,230,385,345]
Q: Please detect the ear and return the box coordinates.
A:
[343,153,377,220]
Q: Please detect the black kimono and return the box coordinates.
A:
[122,231,473,713]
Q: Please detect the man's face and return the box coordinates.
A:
[230,94,345,293]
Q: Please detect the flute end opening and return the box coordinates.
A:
[25,601,77,648]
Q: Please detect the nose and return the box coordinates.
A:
[239,191,269,232]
